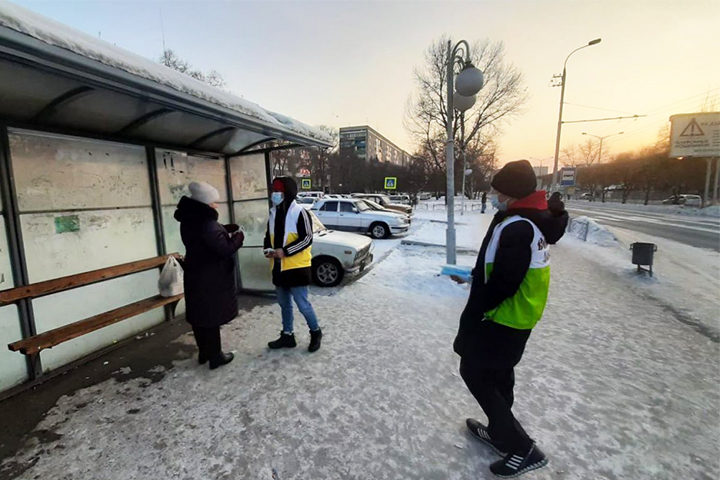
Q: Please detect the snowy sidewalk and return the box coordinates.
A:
[2,212,718,480]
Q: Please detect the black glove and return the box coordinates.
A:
[224,223,240,233]
[548,192,565,215]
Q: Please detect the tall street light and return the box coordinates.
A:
[445,39,484,264]
[582,131,624,164]
[550,38,602,192]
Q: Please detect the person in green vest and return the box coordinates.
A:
[453,160,568,478]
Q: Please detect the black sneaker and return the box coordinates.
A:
[268,332,297,349]
[466,418,507,456]
[490,443,548,478]
[308,328,322,353]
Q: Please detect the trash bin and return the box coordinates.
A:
[630,242,657,276]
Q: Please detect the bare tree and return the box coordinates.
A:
[561,139,603,167]
[160,49,227,89]
[405,36,528,189]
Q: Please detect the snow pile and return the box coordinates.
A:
[568,215,618,246]
[0,2,332,144]
[359,246,473,298]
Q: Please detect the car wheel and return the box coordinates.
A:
[312,257,344,287]
[370,222,390,239]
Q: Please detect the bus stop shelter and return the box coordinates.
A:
[0,3,332,395]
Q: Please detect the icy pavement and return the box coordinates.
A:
[2,210,719,480]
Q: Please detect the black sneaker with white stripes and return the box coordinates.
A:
[490,443,548,478]
[466,418,507,456]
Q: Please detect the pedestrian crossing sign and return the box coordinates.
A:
[384,177,398,190]
[301,179,312,190]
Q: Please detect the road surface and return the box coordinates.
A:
[568,202,720,251]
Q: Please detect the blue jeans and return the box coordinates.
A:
[276,286,320,333]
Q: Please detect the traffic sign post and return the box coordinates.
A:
[384,177,398,190]
[560,167,576,187]
[670,112,720,206]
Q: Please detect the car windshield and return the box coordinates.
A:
[364,199,383,210]
[307,210,327,233]
[378,195,392,205]
[355,200,371,212]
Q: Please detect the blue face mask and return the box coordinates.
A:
[490,195,508,212]
[271,192,284,206]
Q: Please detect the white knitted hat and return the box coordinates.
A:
[189,181,220,206]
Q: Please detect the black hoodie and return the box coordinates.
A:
[263,177,314,288]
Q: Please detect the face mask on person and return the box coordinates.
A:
[489,195,508,212]
[271,192,284,206]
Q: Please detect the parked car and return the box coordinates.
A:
[683,194,703,207]
[308,210,374,287]
[312,198,410,239]
[363,198,411,224]
[297,191,324,200]
[662,194,702,207]
[419,192,432,201]
[297,197,316,209]
[351,193,412,215]
[581,192,593,200]
[389,194,411,205]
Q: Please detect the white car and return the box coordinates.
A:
[682,194,703,207]
[297,197,316,209]
[308,210,374,287]
[312,198,410,239]
[298,191,324,200]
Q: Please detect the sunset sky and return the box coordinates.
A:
[10,0,720,167]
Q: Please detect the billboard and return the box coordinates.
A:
[670,112,720,158]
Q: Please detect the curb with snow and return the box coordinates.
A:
[567,216,618,246]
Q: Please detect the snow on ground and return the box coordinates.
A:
[2,208,719,480]
[561,226,720,340]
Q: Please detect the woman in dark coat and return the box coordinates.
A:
[174,181,244,369]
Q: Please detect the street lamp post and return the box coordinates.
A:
[445,40,484,264]
[550,38,602,192]
[582,131,624,164]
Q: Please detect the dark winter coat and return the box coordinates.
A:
[453,191,569,367]
[175,197,244,328]
[263,177,313,288]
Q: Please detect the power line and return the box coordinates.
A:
[644,88,719,115]
[563,102,638,116]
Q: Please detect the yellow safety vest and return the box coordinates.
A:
[269,201,313,272]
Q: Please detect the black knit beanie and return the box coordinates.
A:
[491,160,537,199]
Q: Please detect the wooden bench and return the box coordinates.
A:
[4,254,183,356]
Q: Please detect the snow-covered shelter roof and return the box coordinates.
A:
[0,2,332,155]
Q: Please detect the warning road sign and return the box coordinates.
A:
[384,177,398,190]
[670,112,720,158]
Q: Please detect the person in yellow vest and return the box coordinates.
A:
[264,177,322,352]
[453,160,568,478]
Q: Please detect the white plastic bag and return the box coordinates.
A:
[158,257,184,297]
